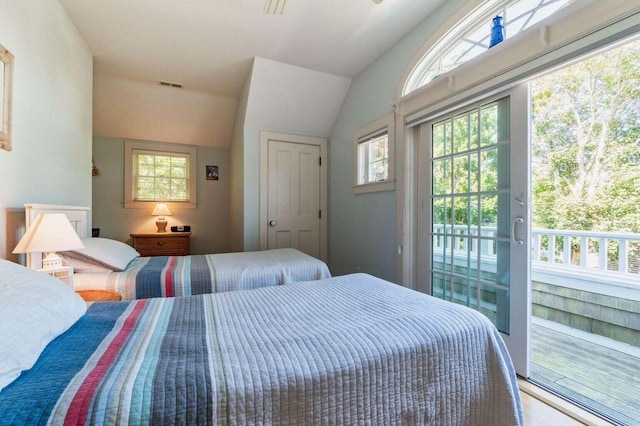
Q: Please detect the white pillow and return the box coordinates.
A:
[62,238,140,271]
[0,259,87,392]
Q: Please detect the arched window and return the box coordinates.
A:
[403,0,570,96]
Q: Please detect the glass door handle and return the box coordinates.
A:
[512,217,524,245]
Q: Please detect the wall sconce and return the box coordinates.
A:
[151,203,172,233]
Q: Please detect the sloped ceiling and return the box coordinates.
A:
[60,0,446,147]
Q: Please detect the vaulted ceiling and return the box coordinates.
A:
[60,0,446,98]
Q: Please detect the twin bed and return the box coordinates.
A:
[0,204,524,425]
[64,238,331,300]
[23,204,331,300]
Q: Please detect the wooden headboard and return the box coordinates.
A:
[24,204,90,269]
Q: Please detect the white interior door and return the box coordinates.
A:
[417,85,531,376]
[260,132,327,260]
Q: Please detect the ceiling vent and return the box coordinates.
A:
[264,0,286,15]
[157,80,183,89]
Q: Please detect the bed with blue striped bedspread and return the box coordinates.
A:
[0,273,523,425]
[73,248,331,300]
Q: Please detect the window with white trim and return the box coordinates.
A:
[403,0,570,96]
[124,140,197,208]
[353,114,395,194]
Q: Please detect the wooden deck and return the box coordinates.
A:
[530,319,640,425]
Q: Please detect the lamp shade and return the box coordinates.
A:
[13,213,84,254]
[13,213,84,269]
[151,203,172,217]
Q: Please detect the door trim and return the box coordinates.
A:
[259,131,328,261]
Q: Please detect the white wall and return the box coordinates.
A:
[245,58,351,138]
[93,74,236,148]
[327,0,467,280]
[0,0,93,261]
[229,65,252,253]
[234,57,351,251]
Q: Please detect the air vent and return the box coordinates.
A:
[264,0,286,15]
[157,80,183,89]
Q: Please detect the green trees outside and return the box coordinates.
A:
[531,39,640,234]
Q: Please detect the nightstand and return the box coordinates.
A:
[76,290,122,302]
[38,266,74,287]
[130,232,191,257]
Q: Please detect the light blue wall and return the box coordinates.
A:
[0,0,93,261]
[92,137,230,255]
[327,0,467,281]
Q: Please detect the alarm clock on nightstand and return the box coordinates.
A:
[171,225,191,232]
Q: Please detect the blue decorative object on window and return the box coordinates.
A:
[489,16,504,48]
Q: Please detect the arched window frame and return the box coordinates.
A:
[403,0,570,96]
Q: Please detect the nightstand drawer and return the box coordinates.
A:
[135,237,185,253]
[130,232,191,257]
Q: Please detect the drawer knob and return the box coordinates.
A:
[157,241,164,246]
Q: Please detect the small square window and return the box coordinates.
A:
[353,114,395,194]
[124,140,197,208]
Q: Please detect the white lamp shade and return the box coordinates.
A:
[13,213,84,254]
[151,203,172,217]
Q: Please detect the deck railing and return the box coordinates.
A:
[432,225,640,276]
[532,228,640,274]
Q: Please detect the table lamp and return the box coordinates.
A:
[151,203,172,232]
[13,213,85,269]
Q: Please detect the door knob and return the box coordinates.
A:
[269,220,277,227]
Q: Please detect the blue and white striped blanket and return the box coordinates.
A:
[73,248,331,300]
[0,274,523,425]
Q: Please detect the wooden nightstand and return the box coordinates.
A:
[130,232,191,257]
[38,266,74,287]
[76,290,122,302]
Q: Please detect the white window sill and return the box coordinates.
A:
[353,180,395,194]
[124,201,197,209]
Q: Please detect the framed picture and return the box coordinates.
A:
[0,43,14,152]
[206,165,219,180]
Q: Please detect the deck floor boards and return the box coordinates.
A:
[531,322,640,425]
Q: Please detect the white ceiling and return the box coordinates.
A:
[60,0,446,98]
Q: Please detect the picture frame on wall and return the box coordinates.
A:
[0,43,14,152]
[206,165,219,180]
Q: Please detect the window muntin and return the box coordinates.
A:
[124,140,197,208]
[403,0,570,96]
[353,114,395,194]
